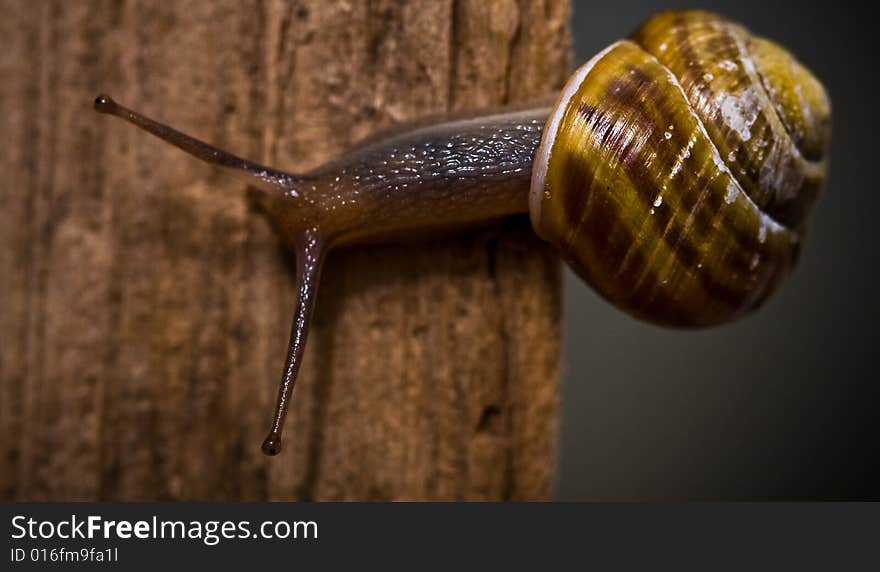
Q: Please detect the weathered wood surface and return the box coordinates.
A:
[0,0,568,501]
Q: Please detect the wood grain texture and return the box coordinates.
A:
[0,0,569,501]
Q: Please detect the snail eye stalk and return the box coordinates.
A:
[93,94,301,197]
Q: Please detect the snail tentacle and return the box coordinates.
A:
[262,229,327,456]
[94,94,305,198]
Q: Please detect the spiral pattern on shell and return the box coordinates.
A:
[530,10,830,327]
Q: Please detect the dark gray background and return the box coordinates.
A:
[558,0,877,500]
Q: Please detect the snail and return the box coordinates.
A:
[93,10,830,456]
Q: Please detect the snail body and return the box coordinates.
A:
[94,10,830,455]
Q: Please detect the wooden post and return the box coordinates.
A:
[0,0,568,501]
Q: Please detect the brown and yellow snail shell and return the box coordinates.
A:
[532,10,830,327]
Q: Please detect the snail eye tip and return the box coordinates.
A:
[94,94,115,113]
[261,434,283,456]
